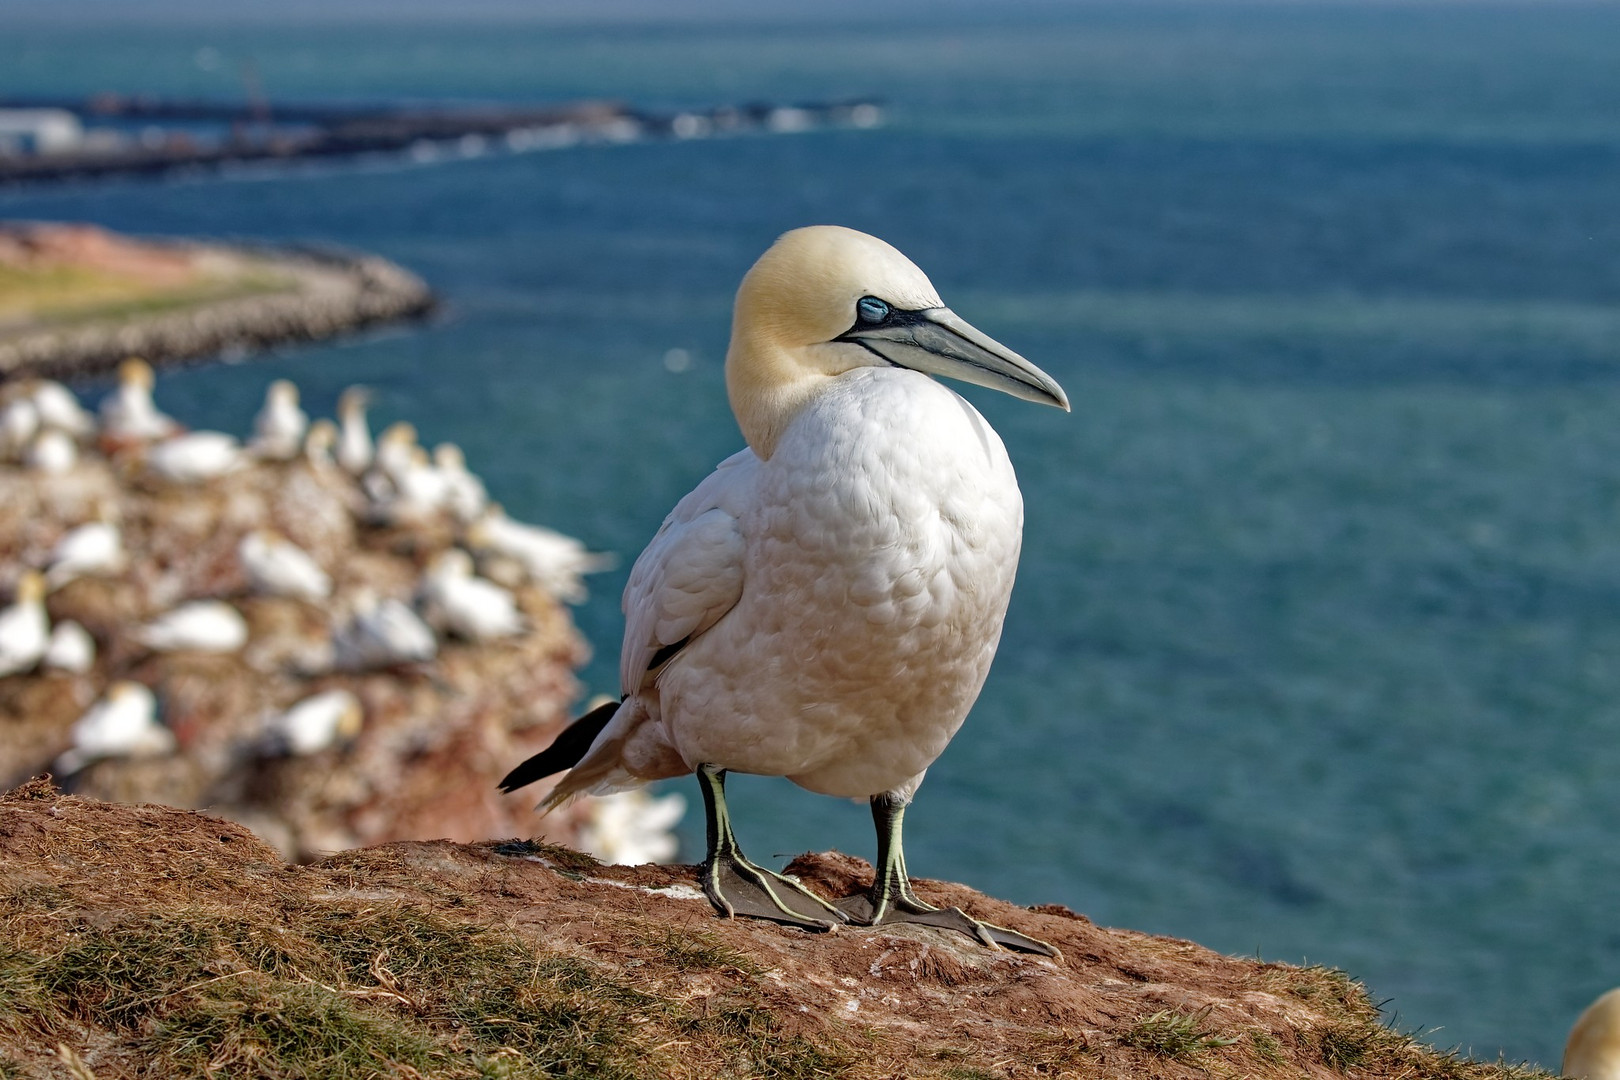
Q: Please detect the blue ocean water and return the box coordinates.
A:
[4,3,1620,1067]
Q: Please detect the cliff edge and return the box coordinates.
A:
[0,781,1545,1080]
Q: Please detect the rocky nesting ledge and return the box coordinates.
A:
[0,361,683,865]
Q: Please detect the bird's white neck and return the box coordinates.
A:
[725,335,834,461]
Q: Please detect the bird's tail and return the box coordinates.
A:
[497,698,620,804]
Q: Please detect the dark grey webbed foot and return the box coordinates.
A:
[846,791,1062,958]
[837,884,1059,956]
[704,849,845,931]
[695,763,847,932]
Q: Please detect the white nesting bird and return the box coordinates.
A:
[250,379,310,460]
[336,387,374,474]
[145,430,242,484]
[1567,988,1620,1080]
[0,396,39,462]
[466,506,612,604]
[136,599,249,654]
[265,688,364,755]
[418,548,524,641]
[54,680,173,775]
[304,418,339,469]
[29,380,95,439]
[500,226,1068,954]
[0,571,49,678]
[45,518,124,589]
[433,442,488,522]
[578,789,688,866]
[42,620,96,674]
[26,429,78,474]
[238,531,331,601]
[333,589,438,670]
[99,357,178,442]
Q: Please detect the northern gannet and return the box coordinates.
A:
[136,599,249,654]
[433,442,489,522]
[54,680,174,775]
[417,548,524,641]
[25,429,77,474]
[0,396,39,462]
[29,380,95,439]
[466,505,612,604]
[42,619,96,675]
[239,530,332,602]
[265,688,364,755]
[145,431,243,484]
[99,358,178,443]
[1567,988,1620,1080]
[45,518,124,589]
[336,387,374,475]
[501,226,1068,954]
[304,418,339,469]
[579,788,688,866]
[0,571,49,677]
[333,589,438,670]
[250,379,310,460]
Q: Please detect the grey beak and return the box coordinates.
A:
[839,307,1070,411]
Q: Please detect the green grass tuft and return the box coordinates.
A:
[1121,1008,1240,1060]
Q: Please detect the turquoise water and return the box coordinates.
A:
[5,3,1620,1066]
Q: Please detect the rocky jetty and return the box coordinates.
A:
[0,782,1549,1080]
[0,364,679,864]
[0,222,434,379]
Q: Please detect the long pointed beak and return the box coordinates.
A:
[839,307,1069,411]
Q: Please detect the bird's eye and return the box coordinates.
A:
[857,296,890,324]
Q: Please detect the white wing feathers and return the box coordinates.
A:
[619,450,753,695]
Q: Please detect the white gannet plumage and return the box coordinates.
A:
[45,518,124,589]
[418,548,524,641]
[136,599,249,654]
[336,387,374,474]
[145,431,242,484]
[42,619,96,674]
[578,788,688,866]
[1567,988,1620,1080]
[501,226,1068,952]
[250,379,310,460]
[0,571,50,677]
[466,505,612,604]
[26,429,78,474]
[29,380,95,438]
[0,397,40,462]
[333,589,438,670]
[304,418,339,469]
[99,358,179,442]
[265,688,364,755]
[54,680,173,775]
[433,442,488,522]
[239,530,332,602]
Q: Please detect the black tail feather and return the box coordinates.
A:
[498,699,621,793]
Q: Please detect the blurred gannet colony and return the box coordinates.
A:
[0,361,683,865]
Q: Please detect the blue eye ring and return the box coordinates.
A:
[857,296,890,324]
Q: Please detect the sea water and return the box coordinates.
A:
[3,2,1619,1066]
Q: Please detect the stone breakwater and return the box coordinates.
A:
[0,222,435,380]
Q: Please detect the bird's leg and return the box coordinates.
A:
[696,764,846,931]
[836,792,1060,957]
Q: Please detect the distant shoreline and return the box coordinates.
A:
[0,223,436,381]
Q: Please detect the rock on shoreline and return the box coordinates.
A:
[0,222,435,380]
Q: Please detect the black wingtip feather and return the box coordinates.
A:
[497,699,621,793]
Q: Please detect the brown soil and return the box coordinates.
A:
[0,781,1548,1080]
